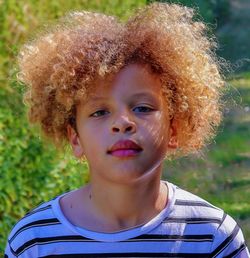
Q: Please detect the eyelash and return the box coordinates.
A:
[90,106,154,117]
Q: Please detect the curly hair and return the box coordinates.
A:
[18,2,225,156]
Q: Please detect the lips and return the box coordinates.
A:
[108,140,143,154]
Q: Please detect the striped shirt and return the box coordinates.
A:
[5,181,250,257]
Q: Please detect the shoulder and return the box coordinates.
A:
[8,199,56,238]
[171,184,225,221]
[169,183,249,257]
[210,213,249,257]
[5,196,62,257]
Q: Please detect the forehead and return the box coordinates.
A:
[87,63,162,101]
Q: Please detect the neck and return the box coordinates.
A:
[86,166,168,232]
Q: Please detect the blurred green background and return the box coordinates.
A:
[0,0,250,254]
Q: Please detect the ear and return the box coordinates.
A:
[167,119,178,149]
[67,124,85,158]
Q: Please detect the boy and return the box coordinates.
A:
[5,3,249,257]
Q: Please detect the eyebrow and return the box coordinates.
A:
[131,92,158,100]
[87,96,108,102]
[88,92,158,102]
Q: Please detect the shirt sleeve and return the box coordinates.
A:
[4,240,17,258]
[210,213,250,257]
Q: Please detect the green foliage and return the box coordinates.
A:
[213,0,231,27]
[148,0,230,28]
[0,83,89,250]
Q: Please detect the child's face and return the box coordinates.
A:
[68,63,176,184]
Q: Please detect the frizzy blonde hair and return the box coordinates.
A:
[18,2,225,156]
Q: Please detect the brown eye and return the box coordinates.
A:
[90,110,109,117]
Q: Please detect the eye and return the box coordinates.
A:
[90,109,109,117]
[133,106,154,113]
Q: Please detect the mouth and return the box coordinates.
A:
[107,140,143,158]
[107,149,142,158]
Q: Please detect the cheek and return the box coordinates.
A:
[80,125,108,151]
[81,123,103,139]
[142,115,170,148]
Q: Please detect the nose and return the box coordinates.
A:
[111,114,136,134]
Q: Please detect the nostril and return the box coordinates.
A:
[126,126,133,132]
[112,127,120,132]
[111,123,136,133]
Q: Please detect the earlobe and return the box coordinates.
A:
[167,121,178,149]
[168,135,178,149]
[67,124,85,158]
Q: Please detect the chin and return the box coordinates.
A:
[106,167,158,185]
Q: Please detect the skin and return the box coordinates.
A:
[63,63,177,232]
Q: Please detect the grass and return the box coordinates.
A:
[163,74,250,246]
